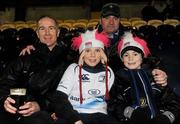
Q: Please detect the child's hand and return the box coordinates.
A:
[51,113,58,121]
[75,120,83,124]
[100,48,107,64]
[78,50,86,66]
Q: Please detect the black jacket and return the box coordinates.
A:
[108,67,180,124]
[0,43,80,123]
[98,24,134,73]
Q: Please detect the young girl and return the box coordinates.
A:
[55,30,119,124]
[108,32,180,124]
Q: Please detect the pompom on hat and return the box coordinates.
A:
[71,29,109,53]
[117,32,150,59]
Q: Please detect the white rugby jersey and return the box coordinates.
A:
[57,63,114,114]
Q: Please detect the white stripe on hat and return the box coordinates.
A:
[120,32,144,56]
[79,30,104,53]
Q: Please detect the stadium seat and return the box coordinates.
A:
[147,19,163,28]
[59,22,72,31]
[163,19,179,27]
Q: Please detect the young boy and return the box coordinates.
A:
[108,32,180,124]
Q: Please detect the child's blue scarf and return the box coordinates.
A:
[128,69,157,119]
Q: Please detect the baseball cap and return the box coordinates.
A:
[101,3,120,18]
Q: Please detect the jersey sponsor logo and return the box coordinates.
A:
[88,89,101,95]
[98,74,105,82]
[82,74,90,82]
[70,96,80,101]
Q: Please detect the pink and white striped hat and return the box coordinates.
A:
[117,32,151,59]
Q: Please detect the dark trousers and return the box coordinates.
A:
[56,112,121,124]
[80,113,121,124]
[0,108,55,124]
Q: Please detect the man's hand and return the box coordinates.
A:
[152,69,168,86]
[19,45,35,56]
[18,101,40,116]
[4,96,18,114]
